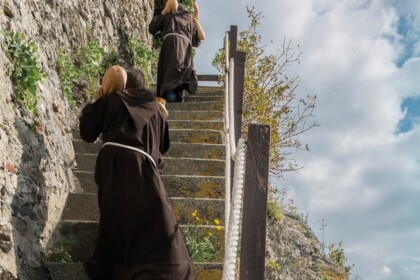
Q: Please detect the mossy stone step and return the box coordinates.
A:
[147,86,223,96]
[170,129,223,144]
[166,101,223,111]
[62,193,225,224]
[163,175,224,199]
[160,158,225,177]
[193,87,224,95]
[73,141,225,159]
[168,110,223,121]
[74,154,225,176]
[168,120,224,130]
[74,171,224,197]
[47,221,224,263]
[72,129,223,145]
[186,95,223,102]
[46,262,223,280]
[165,143,225,159]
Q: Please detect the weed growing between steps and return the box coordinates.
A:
[46,223,75,263]
[183,210,221,262]
[2,30,46,118]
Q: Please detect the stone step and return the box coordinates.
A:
[74,155,224,176]
[72,128,223,144]
[164,175,225,199]
[168,120,224,130]
[47,221,224,263]
[166,143,225,159]
[161,157,226,177]
[168,110,223,121]
[74,140,225,160]
[74,171,224,197]
[62,193,225,225]
[46,262,223,280]
[166,101,223,111]
[194,87,223,95]
[171,129,223,144]
[148,86,223,96]
[186,95,223,102]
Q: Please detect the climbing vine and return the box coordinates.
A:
[76,39,106,96]
[3,30,46,117]
[56,36,156,104]
[56,50,78,107]
[128,37,156,86]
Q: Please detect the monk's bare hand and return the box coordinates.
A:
[193,3,199,20]
[96,87,104,100]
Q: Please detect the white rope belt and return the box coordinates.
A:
[103,142,157,168]
[164,33,192,45]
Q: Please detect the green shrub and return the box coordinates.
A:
[3,30,46,117]
[267,199,284,222]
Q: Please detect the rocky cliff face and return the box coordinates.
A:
[266,212,347,280]
[0,0,152,278]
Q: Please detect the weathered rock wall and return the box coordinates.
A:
[0,0,152,278]
[265,212,347,280]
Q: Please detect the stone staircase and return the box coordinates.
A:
[46,86,226,279]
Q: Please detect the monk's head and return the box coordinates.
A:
[96,65,127,98]
[125,67,146,89]
[162,0,178,14]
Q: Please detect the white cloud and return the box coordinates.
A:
[195,0,420,279]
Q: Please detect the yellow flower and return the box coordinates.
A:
[191,210,198,217]
[216,226,221,231]
[214,219,220,225]
[195,217,200,221]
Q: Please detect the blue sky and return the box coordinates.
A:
[398,96,420,133]
[194,0,420,279]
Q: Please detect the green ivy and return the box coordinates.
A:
[76,39,105,95]
[128,37,156,86]
[57,40,120,101]
[3,30,46,117]
[56,49,78,107]
[101,50,120,75]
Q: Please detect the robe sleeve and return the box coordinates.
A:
[160,119,170,155]
[192,29,201,48]
[79,99,103,143]
[149,15,164,35]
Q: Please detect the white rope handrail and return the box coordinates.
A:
[222,30,248,280]
[222,138,247,280]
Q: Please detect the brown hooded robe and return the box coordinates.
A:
[79,88,193,280]
[149,5,201,97]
